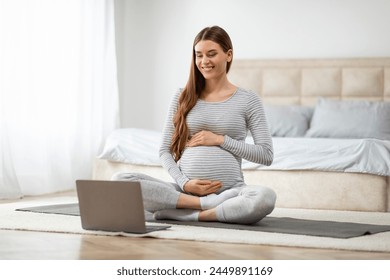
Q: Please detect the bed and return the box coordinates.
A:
[93,58,390,213]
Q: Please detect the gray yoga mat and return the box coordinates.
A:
[16,203,390,239]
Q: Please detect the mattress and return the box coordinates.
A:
[94,127,390,212]
[93,159,389,212]
[98,128,390,177]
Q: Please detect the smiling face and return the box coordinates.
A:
[194,40,232,81]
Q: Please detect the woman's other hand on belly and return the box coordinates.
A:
[183,179,222,196]
[186,131,224,147]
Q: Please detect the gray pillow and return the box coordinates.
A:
[264,105,314,137]
[306,98,390,140]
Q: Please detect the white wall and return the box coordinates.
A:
[114,0,390,131]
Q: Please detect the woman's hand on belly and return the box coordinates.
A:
[183,179,222,196]
[186,131,224,147]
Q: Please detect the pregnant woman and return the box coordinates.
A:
[112,26,276,224]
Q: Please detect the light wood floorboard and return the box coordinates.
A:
[1,192,390,260]
[2,229,390,260]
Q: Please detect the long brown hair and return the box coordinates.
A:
[170,26,233,161]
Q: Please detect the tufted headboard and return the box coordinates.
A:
[228,58,390,105]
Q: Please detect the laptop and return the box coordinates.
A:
[76,180,170,234]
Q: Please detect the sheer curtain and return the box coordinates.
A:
[0,0,119,198]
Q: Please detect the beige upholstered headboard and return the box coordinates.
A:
[228,58,390,105]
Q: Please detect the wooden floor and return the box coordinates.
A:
[1,192,390,260]
[2,229,390,260]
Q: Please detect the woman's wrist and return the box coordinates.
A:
[183,181,190,192]
[217,135,225,145]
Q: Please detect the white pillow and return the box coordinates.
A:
[264,105,313,137]
[306,98,390,140]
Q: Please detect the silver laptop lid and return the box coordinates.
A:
[76,180,147,234]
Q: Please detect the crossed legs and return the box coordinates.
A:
[111,172,276,224]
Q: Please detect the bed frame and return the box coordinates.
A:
[94,58,390,212]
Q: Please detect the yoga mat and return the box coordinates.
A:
[16,203,390,239]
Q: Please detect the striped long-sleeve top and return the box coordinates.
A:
[159,87,273,193]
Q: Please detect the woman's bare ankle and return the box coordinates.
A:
[198,209,217,221]
[176,193,201,209]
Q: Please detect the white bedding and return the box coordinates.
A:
[98,128,390,177]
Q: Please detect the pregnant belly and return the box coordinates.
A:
[179,146,243,188]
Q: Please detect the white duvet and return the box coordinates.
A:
[98,128,390,176]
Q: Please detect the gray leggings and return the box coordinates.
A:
[111,172,276,224]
